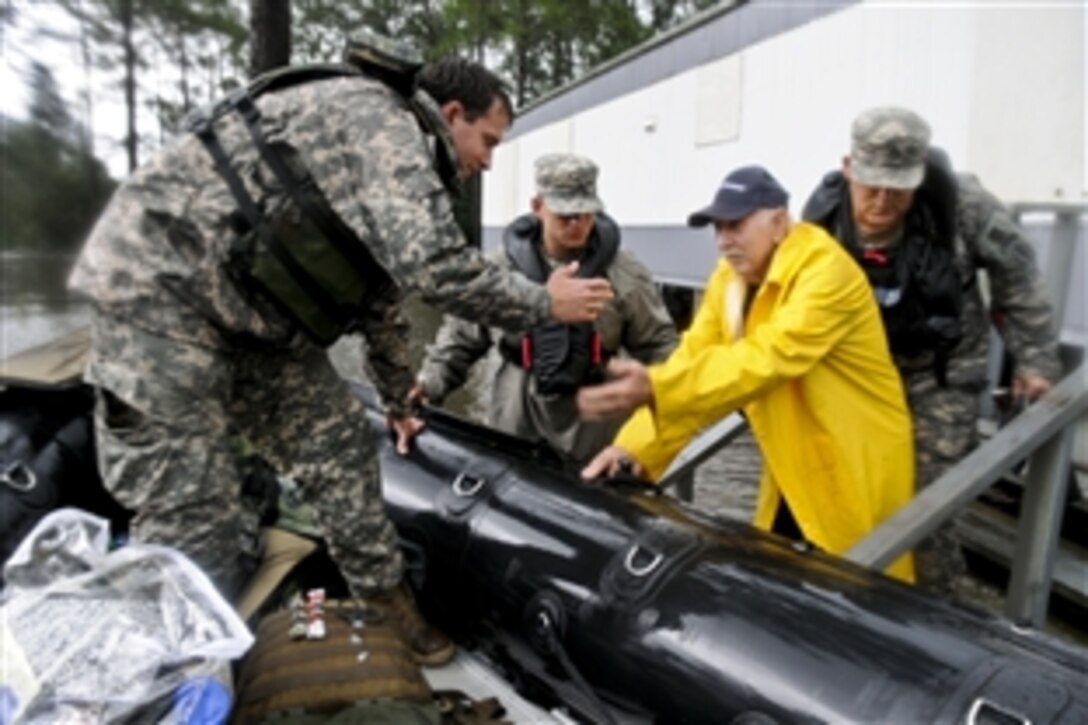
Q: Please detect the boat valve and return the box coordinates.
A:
[525,591,566,657]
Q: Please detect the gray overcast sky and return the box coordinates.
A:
[3,1,159,179]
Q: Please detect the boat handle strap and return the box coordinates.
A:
[452,472,486,498]
[1,462,36,493]
[965,696,1031,725]
[624,545,663,578]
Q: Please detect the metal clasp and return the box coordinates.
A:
[624,545,663,578]
[1,462,36,492]
[965,697,1032,725]
[451,472,485,498]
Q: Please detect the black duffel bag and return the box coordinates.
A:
[0,384,131,580]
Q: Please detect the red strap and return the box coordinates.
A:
[521,336,532,369]
[591,331,602,365]
[862,248,888,265]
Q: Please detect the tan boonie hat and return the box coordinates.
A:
[535,153,604,215]
[850,107,931,190]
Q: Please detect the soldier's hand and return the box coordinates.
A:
[1011,372,1051,403]
[577,358,653,421]
[547,261,614,323]
[388,414,426,455]
[581,445,645,481]
[406,384,429,410]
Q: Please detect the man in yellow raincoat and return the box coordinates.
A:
[579,165,915,581]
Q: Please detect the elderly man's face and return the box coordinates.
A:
[843,157,916,240]
[533,197,595,259]
[715,208,786,285]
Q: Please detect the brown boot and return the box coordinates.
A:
[372,583,455,667]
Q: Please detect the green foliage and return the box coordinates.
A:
[30,0,246,168]
[6,0,723,158]
[645,0,722,32]
[287,0,713,107]
[499,0,650,105]
[0,65,116,258]
[291,0,448,65]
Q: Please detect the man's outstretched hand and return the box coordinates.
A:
[577,358,653,421]
[547,261,614,323]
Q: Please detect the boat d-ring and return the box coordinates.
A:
[1,462,37,492]
[451,472,486,498]
[624,545,663,577]
[965,697,1030,725]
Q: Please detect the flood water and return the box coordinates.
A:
[1,253,91,359]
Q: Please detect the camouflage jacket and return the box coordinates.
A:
[803,170,1061,391]
[69,75,550,416]
[417,242,677,463]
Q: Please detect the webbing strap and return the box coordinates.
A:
[536,611,618,725]
[231,93,383,288]
[189,115,348,326]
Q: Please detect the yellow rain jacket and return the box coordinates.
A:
[615,222,915,581]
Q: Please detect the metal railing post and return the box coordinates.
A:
[1040,210,1081,329]
[1004,352,1086,627]
[1004,425,1075,627]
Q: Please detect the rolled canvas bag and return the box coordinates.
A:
[232,599,440,724]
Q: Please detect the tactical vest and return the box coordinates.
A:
[500,213,620,395]
[803,151,965,385]
[185,59,459,347]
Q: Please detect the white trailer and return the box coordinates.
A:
[483,0,1085,330]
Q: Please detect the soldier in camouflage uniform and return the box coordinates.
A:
[803,107,1061,597]
[68,36,613,666]
[414,154,678,463]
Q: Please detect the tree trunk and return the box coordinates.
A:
[120,0,137,172]
[77,11,95,158]
[249,0,291,77]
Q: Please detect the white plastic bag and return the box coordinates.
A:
[0,508,253,724]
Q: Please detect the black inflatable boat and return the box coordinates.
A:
[366,386,1088,724]
[2,333,1087,724]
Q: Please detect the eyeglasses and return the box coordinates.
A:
[555,212,593,225]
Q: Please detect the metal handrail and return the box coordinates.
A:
[844,362,1088,624]
[846,203,1087,628]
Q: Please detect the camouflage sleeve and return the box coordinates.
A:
[957,174,1062,381]
[314,87,551,333]
[356,293,415,418]
[416,314,494,404]
[386,185,550,333]
[613,253,679,364]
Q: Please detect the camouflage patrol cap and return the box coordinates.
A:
[535,153,603,215]
[850,107,932,190]
[343,28,423,76]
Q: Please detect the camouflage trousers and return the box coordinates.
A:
[86,316,403,601]
[906,371,982,598]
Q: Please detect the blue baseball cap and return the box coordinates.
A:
[687,165,790,227]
